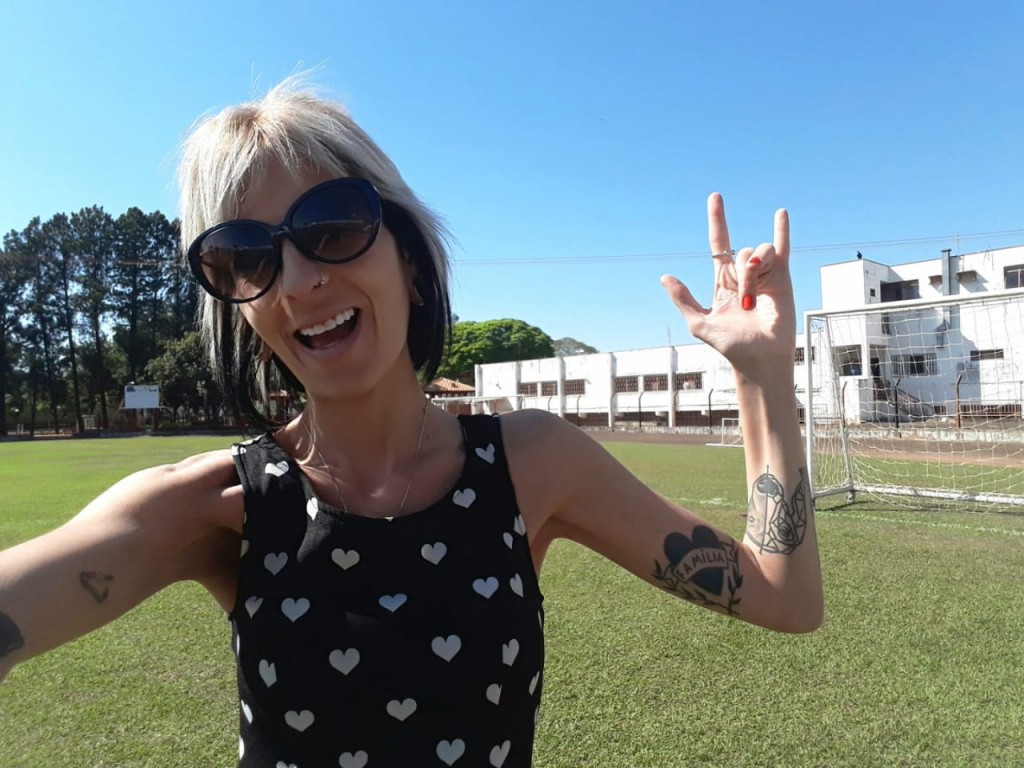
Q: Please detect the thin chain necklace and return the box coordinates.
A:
[304,400,430,516]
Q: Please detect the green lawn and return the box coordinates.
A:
[1,436,1023,767]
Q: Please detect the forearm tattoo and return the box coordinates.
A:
[745,466,810,555]
[79,571,114,604]
[0,611,25,659]
[652,525,743,616]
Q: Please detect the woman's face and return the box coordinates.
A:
[237,163,417,400]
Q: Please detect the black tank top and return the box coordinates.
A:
[229,414,545,767]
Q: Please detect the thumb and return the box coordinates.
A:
[661,275,707,330]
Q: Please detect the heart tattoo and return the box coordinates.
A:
[652,525,742,615]
[80,571,114,604]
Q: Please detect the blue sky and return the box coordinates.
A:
[1,1,1021,352]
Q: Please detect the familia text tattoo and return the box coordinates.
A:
[652,526,744,616]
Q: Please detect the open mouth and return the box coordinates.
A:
[296,308,360,350]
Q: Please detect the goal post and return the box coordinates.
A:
[805,289,1024,511]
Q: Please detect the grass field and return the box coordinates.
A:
[1,436,1023,767]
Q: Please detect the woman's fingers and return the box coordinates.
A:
[738,243,775,311]
[660,275,706,332]
[707,193,733,287]
[774,208,790,262]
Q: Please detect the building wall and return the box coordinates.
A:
[474,247,1024,427]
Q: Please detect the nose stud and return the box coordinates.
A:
[314,272,329,289]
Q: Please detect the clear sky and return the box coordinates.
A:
[1,0,1021,352]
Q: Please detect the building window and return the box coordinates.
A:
[835,345,862,376]
[643,374,668,391]
[674,372,703,390]
[880,280,920,303]
[614,376,639,393]
[1005,264,1024,289]
[970,349,1004,362]
[564,379,586,395]
[892,353,938,376]
[517,382,537,396]
[540,381,557,396]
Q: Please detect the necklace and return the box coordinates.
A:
[303,400,430,516]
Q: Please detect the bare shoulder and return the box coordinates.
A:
[77,448,243,535]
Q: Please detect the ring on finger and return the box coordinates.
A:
[711,250,735,259]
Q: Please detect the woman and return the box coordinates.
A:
[0,77,822,767]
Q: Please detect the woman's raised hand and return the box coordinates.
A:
[661,193,796,376]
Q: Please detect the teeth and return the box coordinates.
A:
[299,309,355,337]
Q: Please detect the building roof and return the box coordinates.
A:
[424,377,475,394]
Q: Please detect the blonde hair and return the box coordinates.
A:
[177,75,452,430]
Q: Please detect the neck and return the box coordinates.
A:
[291,363,435,512]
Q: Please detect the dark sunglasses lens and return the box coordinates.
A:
[196,224,277,301]
[291,182,378,262]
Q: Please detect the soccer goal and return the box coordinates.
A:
[713,417,743,447]
[805,289,1024,511]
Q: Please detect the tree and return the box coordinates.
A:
[0,247,28,435]
[438,319,554,382]
[144,331,217,424]
[553,336,599,357]
[70,206,118,429]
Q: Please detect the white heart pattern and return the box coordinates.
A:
[472,577,499,599]
[386,698,417,721]
[339,751,369,768]
[431,634,462,661]
[264,460,289,478]
[285,709,314,732]
[258,659,277,687]
[475,443,496,464]
[240,539,250,557]
[513,514,526,535]
[281,597,310,622]
[421,541,447,565]
[244,596,263,618]
[502,639,519,666]
[241,700,253,724]
[509,573,524,597]
[331,548,360,570]
[437,739,466,765]
[306,497,319,520]
[239,736,244,759]
[529,671,540,695]
[264,552,288,575]
[490,740,511,767]
[378,593,407,612]
[276,763,297,768]
[328,647,360,675]
[452,488,476,508]
[502,532,513,549]
[486,683,502,705]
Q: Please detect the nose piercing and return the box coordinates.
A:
[314,272,329,288]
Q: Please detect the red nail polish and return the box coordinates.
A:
[748,256,763,267]
[742,294,755,311]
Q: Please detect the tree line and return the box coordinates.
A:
[0,205,598,437]
[0,207,200,436]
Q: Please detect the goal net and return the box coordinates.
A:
[805,289,1024,511]
[715,417,743,447]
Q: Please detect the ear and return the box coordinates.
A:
[403,251,425,306]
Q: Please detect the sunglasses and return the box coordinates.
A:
[187,177,383,303]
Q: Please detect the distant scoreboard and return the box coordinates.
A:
[124,384,160,410]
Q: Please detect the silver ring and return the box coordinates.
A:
[314,272,328,288]
[710,250,735,259]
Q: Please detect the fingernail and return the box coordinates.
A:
[742,294,755,311]
[748,256,763,267]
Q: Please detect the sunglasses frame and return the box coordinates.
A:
[187,177,383,304]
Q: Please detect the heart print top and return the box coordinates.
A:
[229,414,545,768]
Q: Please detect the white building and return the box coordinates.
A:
[471,246,1024,429]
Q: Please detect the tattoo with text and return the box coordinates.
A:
[652,525,743,616]
[80,571,114,604]
[745,466,810,555]
[0,611,25,659]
